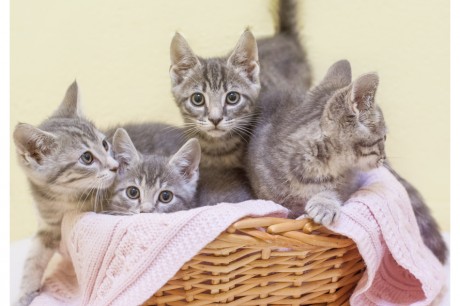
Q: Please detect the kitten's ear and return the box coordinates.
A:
[349,73,379,114]
[227,30,260,84]
[319,60,352,89]
[169,138,201,181]
[112,128,140,173]
[53,81,84,118]
[13,123,57,164]
[170,32,200,86]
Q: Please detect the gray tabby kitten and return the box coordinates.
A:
[104,128,200,214]
[12,82,119,306]
[164,0,308,204]
[105,124,252,206]
[247,60,387,224]
[169,0,309,170]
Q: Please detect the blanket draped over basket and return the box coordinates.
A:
[29,167,445,306]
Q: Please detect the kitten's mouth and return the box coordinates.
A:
[97,172,117,188]
[204,127,227,138]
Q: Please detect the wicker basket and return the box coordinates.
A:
[142,217,365,306]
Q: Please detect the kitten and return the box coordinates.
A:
[161,1,308,205]
[168,0,309,170]
[105,124,252,206]
[104,128,200,214]
[247,60,387,224]
[12,81,119,306]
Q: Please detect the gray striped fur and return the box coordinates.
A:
[12,82,119,306]
[163,1,309,206]
[247,60,387,225]
[105,123,255,206]
[104,128,200,214]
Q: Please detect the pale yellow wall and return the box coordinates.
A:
[10,0,449,240]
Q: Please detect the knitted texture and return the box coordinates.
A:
[29,168,445,306]
[30,201,289,306]
[326,167,446,306]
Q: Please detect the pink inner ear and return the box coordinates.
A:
[351,73,379,111]
[352,101,360,115]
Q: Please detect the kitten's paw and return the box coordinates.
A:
[302,201,340,226]
[14,291,40,306]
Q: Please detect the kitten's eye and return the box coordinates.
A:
[191,93,205,106]
[226,92,240,105]
[158,190,173,203]
[102,140,109,151]
[80,151,94,165]
[126,186,140,199]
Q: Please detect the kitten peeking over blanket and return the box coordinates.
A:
[248,60,387,225]
[103,128,201,214]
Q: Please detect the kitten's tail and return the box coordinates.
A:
[277,0,299,36]
[385,163,448,263]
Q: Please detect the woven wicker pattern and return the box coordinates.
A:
[143,217,365,306]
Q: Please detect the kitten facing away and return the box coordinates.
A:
[104,128,200,214]
[12,82,119,306]
[247,60,387,224]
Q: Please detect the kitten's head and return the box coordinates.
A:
[315,60,387,170]
[169,30,260,139]
[13,82,119,193]
[108,128,200,214]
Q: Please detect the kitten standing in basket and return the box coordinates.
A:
[165,0,310,203]
[103,128,200,214]
[248,60,387,224]
[12,82,119,306]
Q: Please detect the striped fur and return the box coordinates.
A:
[104,129,200,214]
[164,1,309,206]
[248,60,387,225]
[12,82,119,306]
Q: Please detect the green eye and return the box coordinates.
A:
[80,151,94,165]
[226,92,240,105]
[191,93,205,106]
[126,186,140,199]
[158,190,173,203]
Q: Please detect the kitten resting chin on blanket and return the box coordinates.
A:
[103,128,201,214]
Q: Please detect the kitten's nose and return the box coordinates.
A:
[209,117,223,126]
[109,159,119,172]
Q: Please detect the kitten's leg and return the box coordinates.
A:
[15,227,59,306]
[298,190,341,226]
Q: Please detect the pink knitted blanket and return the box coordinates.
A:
[325,167,446,305]
[30,168,445,306]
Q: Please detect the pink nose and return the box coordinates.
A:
[209,117,222,126]
[108,159,119,172]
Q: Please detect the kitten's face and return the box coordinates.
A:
[13,82,119,192]
[169,31,260,139]
[317,61,387,170]
[108,129,200,214]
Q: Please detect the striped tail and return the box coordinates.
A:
[385,163,448,263]
[278,0,299,36]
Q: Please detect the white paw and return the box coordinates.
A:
[300,200,340,226]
